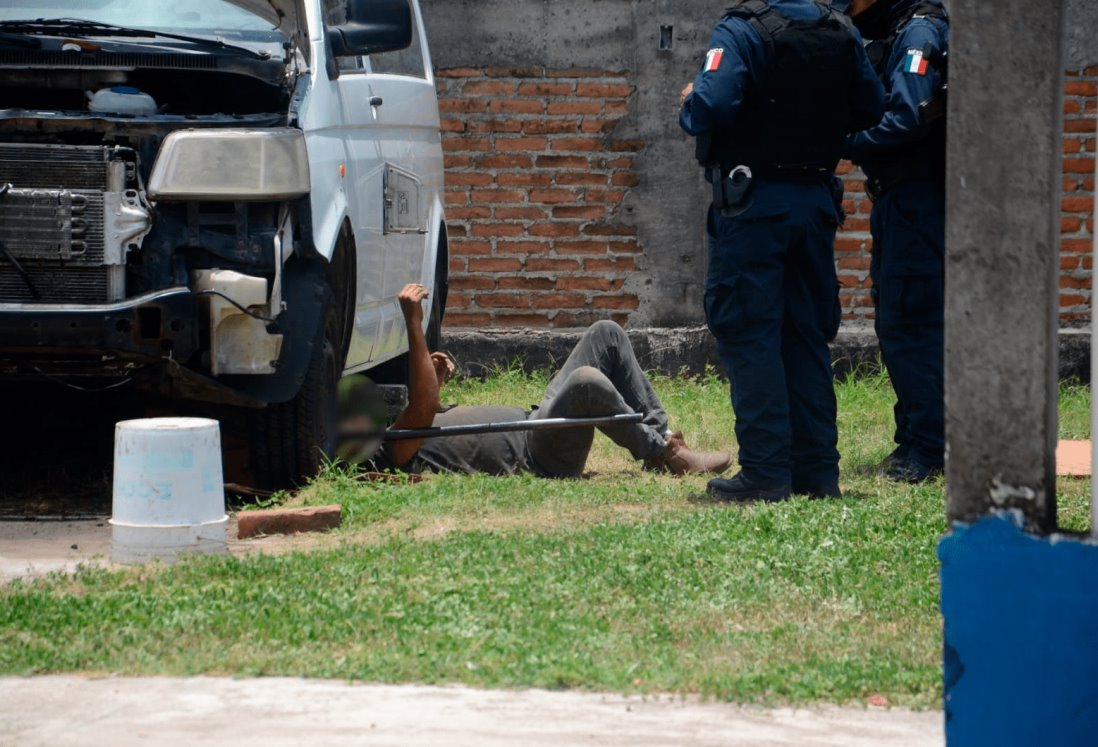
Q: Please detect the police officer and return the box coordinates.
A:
[838,0,949,482]
[680,0,885,502]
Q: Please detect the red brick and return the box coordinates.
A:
[611,172,641,187]
[545,67,627,78]
[447,173,494,187]
[496,136,550,152]
[444,191,469,206]
[236,505,341,539]
[446,207,492,220]
[1060,275,1090,289]
[518,82,574,96]
[440,119,467,133]
[499,276,556,291]
[576,82,634,98]
[490,99,547,115]
[1065,80,1098,96]
[471,223,525,238]
[592,295,640,310]
[1063,216,1083,233]
[495,206,548,220]
[443,136,490,152]
[445,311,492,326]
[468,119,523,133]
[584,224,637,237]
[450,240,492,256]
[471,189,526,204]
[1065,119,1097,133]
[463,80,516,95]
[528,258,581,272]
[437,67,483,78]
[586,190,626,204]
[1061,238,1093,253]
[485,66,546,78]
[557,276,612,291]
[580,120,621,134]
[451,276,497,290]
[556,173,609,186]
[556,241,610,255]
[469,258,525,273]
[1062,195,1095,213]
[548,101,603,115]
[524,120,580,135]
[551,137,604,152]
[497,173,552,187]
[532,293,587,309]
[496,240,551,253]
[529,188,581,204]
[535,155,589,170]
[585,258,637,272]
[552,205,606,220]
[439,98,488,113]
[529,222,581,237]
[609,139,645,152]
[1059,293,1087,306]
[1063,157,1095,174]
[444,155,474,169]
[477,154,534,169]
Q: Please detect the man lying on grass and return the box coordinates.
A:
[369,282,730,478]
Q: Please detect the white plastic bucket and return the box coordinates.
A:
[110,417,228,564]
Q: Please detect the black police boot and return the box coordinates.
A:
[882,458,943,484]
[707,472,792,504]
[792,481,843,500]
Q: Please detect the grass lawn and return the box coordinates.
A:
[1,368,1090,710]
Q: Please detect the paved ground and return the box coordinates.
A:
[0,676,942,747]
[0,518,942,747]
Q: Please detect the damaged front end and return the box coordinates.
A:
[0,4,319,407]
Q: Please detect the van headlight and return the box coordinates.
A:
[148,129,310,201]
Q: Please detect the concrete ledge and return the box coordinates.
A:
[236,505,342,540]
[442,326,1091,382]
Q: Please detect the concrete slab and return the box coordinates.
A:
[0,676,943,747]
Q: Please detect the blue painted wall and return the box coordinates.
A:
[939,516,1098,745]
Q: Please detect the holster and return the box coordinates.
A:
[709,165,754,218]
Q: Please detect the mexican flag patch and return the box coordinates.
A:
[904,48,929,75]
[704,48,725,73]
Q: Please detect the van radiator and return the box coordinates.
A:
[0,144,120,303]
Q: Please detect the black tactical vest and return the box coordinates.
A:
[862,0,949,188]
[702,0,860,179]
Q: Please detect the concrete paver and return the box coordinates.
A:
[0,676,942,747]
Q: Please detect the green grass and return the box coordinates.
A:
[1,368,1091,710]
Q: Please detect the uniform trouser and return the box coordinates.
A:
[869,180,945,467]
[526,320,671,477]
[704,181,842,489]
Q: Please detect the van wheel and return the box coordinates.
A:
[250,306,340,490]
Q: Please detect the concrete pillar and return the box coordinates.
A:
[944,0,1065,533]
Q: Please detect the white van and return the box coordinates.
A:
[0,0,447,487]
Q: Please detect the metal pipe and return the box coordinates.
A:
[340,412,644,442]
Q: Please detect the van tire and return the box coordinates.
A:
[250,301,341,490]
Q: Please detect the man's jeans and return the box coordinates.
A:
[527,320,670,477]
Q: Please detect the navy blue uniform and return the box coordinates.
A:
[844,0,949,478]
[681,0,884,499]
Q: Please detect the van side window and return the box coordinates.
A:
[368,18,426,78]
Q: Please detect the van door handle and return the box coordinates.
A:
[369,96,383,107]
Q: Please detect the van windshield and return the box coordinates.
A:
[0,0,279,32]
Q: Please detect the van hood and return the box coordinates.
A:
[227,0,303,27]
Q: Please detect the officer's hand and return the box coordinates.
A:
[398,283,429,325]
[680,82,694,105]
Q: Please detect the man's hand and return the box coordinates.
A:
[680,81,694,105]
[398,283,429,326]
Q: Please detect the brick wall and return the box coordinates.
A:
[438,67,643,328]
[438,67,1097,328]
